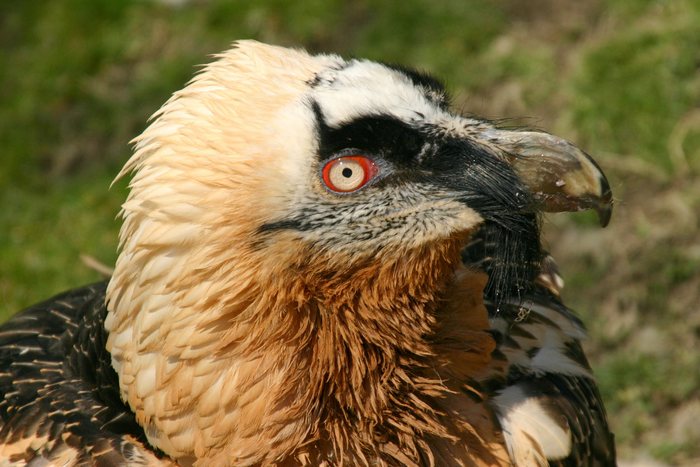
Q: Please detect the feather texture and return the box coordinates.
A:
[0,283,173,465]
[0,41,615,466]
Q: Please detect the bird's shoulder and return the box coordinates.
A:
[477,257,617,466]
[0,282,169,466]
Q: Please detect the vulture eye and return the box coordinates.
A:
[322,156,378,193]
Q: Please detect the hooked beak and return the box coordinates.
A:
[480,129,613,227]
[448,129,612,305]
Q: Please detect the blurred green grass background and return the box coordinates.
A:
[1,0,699,464]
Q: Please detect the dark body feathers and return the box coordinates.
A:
[0,283,155,465]
[483,290,616,466]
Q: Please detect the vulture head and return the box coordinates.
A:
[103,41,612,465]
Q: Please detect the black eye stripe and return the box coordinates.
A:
[312,101,427,167]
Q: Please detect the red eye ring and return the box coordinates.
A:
[321,156,379,193]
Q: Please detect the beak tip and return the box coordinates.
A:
[597,204,613,227]
[596,178,613,226]
[595,186,613,227]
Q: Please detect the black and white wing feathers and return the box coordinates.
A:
[0,282,166,466]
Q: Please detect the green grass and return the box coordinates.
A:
[0,169,124,312]
[2,0,699,463]
[569,0,700,173]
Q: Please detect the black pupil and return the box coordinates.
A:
[342,167,353,178]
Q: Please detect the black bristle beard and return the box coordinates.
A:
[461,213,542,309]
[442,139,543,309]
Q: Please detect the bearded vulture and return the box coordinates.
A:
[0,41,616,466]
